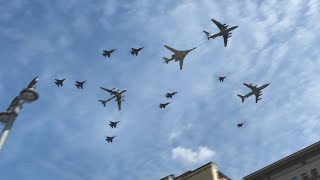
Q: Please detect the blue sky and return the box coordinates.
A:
[0,0,319,179]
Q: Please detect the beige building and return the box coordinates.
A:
[160,162,231,180]
[243,141,320,180]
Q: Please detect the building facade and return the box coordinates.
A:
[243,141,320,180]
[160,162,231,180]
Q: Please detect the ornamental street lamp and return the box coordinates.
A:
[0,77,39,151]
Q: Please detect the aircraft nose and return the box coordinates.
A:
[265,83,270,87]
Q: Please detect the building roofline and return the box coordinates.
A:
[174,162,215,179]
[160,174,174,180]
[243,141,320,179]
[218,171,232,180]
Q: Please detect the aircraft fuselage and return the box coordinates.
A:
[211,26,238,38]
[171,49,195,61]
[243,83,269,98]
[113,90,127,98]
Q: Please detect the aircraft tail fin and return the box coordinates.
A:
[203,31,213,40]
[163,57,171,64]
[237,94,245,103]
[203,31,210,35]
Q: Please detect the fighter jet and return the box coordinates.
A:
[130,47,144,56]
[159,102,171,109]
[102,49,116,58]
[163,45,196,70]
[75,80,86,89]
[203,19,238,47]
[166,92,178,98]
[100,87,126,111]
[106,136,116,143]
[109,121,120,128]
[219,76,227,82]
[237,83,270,103]
[237,123,244,128]
[54,78,66,87]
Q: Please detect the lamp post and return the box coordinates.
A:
[0,77,39,151]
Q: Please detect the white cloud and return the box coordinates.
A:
[172,146,215,164]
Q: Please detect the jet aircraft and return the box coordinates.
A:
[100,87,126,111]
[102,49,116,58]
[159,102,171,109]
[163,45,196,70]
[75,80,86,89]
[237,123,244,128]
[130,47,144,56]
[109,121,120,128]
[166,92,178,98]
[219,76,227,82]
[237,83,270,103]
[54,78,66,87]
[203,19,238,47]
[106,136,116,143]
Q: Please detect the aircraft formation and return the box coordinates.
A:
[54,79,127,142]
[53,18,270,142]
[159,91,178,109]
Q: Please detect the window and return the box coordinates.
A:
[311,168,319,179]
[301,172,309,180]
[291,177,298,180]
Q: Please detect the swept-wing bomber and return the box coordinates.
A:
[163,45,196,70]
[100,87,126,111]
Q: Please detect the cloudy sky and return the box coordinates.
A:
[0,0,319,179]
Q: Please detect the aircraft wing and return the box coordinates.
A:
[254,91,261,103]
[223,34,228,47]
[164,45,178,53]
[179,59,184,70]
[203,31,210,35]
[106,96,116,102]
[243,83,257,91]
[100,87,115,94]
[211,19,226,31]
[116,96,122,111]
